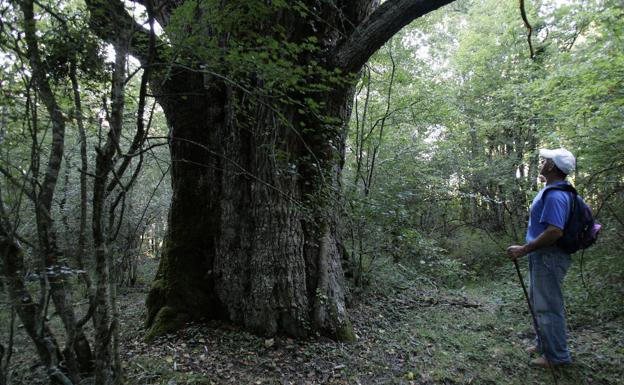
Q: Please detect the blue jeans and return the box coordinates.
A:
[528,246,572,364]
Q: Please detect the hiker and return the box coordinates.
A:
[507,148,576,368]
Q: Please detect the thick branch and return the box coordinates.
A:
[84,0,155,64]
[106,7,156,195]
[130,0,183,29]
[332,0,455,73]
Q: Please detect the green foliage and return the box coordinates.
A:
[566,242,624,326]
[443,228,514,278]
[395,229,472,286]
[0,0,171,284]
[4,258,623,385]
[164,0,351,120]
[344,0,624,299]
[39,12,106,81]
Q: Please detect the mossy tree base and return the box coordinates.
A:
[335,319,357,343]
[145,306,191,341]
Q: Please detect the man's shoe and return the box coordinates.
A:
[529,355,570,368]
[525,345,539,355]
[529,356,551,368]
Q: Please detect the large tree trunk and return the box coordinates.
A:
[85,0,455,342]
[145,67,355,339]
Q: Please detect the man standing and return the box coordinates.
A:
[507,148,576,367]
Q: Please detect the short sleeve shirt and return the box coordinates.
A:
[526,181,573,243]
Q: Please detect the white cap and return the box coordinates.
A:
[539,148,576,175]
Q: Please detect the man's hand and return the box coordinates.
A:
[508,225,563,261]
[507,245,528,260]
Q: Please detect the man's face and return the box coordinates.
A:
[539,157,553,176]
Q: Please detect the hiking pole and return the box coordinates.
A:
[513,259,559,385]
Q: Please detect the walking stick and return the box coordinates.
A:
[513,259,559,385]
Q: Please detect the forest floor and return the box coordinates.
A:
[4,259,623,385]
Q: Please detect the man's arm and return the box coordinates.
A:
[507,225,564,260]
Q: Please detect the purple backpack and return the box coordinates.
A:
[542,184,602,254]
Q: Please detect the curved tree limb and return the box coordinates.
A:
[332,0,455,73]
[129,0,183,29]
[84,0,157,64]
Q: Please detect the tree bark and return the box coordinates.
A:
[69,59,91,279]
[144,71,356,340]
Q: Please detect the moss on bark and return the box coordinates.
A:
[330,303,356,342]
[145,306,190,341]
[334,317,356,342]
[145,279,167,328]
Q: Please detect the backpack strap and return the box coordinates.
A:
[541,184,578,229]
[542,184,577,196]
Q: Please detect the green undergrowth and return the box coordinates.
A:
[565,243,624,327]
[350,255,623,385]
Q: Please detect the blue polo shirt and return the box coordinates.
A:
[526,181,573,243]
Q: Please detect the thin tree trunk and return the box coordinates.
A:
[0,220,72,385]
[92,33,129,385]
[69,59,91,282]
[20,0,92,379]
